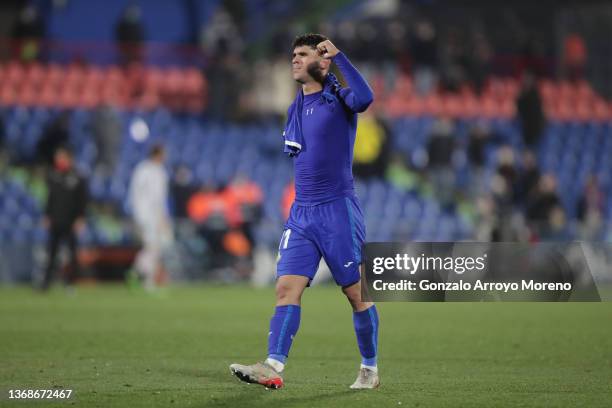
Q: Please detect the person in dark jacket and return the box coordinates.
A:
[41,147,88,290]
[516,71,545,148]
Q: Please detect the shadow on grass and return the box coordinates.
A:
[198,388,356,408]
[160,364,360,408]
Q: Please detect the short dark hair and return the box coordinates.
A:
[55,145,72,156]
[292,33,328,50]
[150,144,165,158]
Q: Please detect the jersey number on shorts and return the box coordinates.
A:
[279,229,292,250]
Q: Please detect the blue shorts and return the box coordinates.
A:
[276,195,366,287]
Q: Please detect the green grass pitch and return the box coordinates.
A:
[1,285,611,407]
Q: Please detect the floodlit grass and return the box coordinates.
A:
[1,284,611,407]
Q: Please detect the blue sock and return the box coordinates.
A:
[353,305,379,366]
[267,305,301,363]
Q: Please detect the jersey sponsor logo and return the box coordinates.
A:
[344,261,354,268]
[305,108,314,116]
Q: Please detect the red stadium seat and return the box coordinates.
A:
[479,96,499,118]
[395,75,413,97]
[592,98,610,121]
[504,78,519,100]
[538,79,555,102]
[0,85,17,105]
[574,101,591,122]
[39,83,57,107]
[144,67,163,91]
[17,84,37,106]
[441,94,462,118]
[84,66,103,83]
[499,99,516,119]
[59,85,79,108]
[25,63,45,88]
[423,94,442,116]
[44,63,65,88]
[5,61,25,83]
[138,90,160,110]
[104,66,124,87]
[184,68,204,92]
[405,96,424,116]
[576,79,594,100]
[79,87,100,109]
[385,96,408,117]
[370,74,386,99]
[557,80,576,103]
[65,65,85,87]
[461,95,479,118]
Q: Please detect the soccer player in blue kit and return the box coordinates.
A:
[230,34,379,390]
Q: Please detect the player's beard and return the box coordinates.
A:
[306,61,325,84]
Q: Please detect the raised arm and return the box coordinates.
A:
[333,52,374,112]
[317,40,374,113]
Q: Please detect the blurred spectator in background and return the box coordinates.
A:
[128,145,173,289]
[250,53,295,119]
[115,4,145,65]
[577,175,606,240]
[225,175,263,252]
[467,121,492,194]
[515,150,541,205]
[577,175,605,222]
[467,123,491,165]
[353,113,389,179]
[200,7,243,58]
[467,31,492,94]
[563,33,587,82]
[526,174,561,237]
[89,201,124,245]
[92,105,122,175]
[489,146,518,240]
[0,115,5,157]
[516,71,545,149]
[474,195,497,241]
[281,180,295,221]
[36,112,71,166]
[187,184,242,270]
[386,154,419,192]
[410,19,438,95]
[11,4,44,61]
[541,205,572,241]
[495,146,518,200]
[171,165,197,219]
[439,27,468,93]
[199,6,243,121]
[205,42,242,121]
[41,147,88,290]
[427,117,456,205]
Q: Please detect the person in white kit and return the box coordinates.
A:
[128,145,173,289]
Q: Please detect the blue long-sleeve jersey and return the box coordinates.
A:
[290,52,373,205]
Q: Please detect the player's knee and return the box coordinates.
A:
[342,285,371,311]
[342,286,360,305]
[275,281,301,304]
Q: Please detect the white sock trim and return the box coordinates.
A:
[265,358,285,373]
[360,364,378,373]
